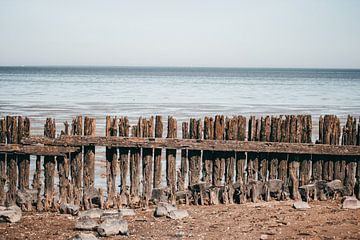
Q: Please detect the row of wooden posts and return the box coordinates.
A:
[0,114,359,210]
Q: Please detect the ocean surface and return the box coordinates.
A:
[1,66,360,187]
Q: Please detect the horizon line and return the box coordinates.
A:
[0,65,360,71]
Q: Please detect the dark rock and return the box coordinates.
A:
[97,219,128,236]
[0,205,22,223]
[60,203,80,216]
[299,184,316,202]
[151,188,169,203]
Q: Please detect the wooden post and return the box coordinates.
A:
[17,116,30,191]
[83,117,96,209]
[278,115,290,182]
[178,122,189,191]
[259,116,270,181]
[269,116,280,180]
[57,121,71,205]
[288,115,300,200]
[6,116,18,206]
[105,116,118,208]
[203,117,214,184]
[71,116,83,206]
[213,115,225,186]
[0,117,6,205]
[235,116,246,184]
[153,116,163,189]
[247,116,257,182]
[299,115,312,186]
[119,117,130,201]
[142,116,154,207]
[313,115,324,181]
[130,124,141,202]
[189,118,202,185]
[43,118,56,210]
[166,116,177,203]
[225,116,237,185]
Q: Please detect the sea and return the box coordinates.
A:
[1,66,359,187]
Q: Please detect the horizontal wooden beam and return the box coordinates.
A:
[22,136,360,156]
[0,144,80,156]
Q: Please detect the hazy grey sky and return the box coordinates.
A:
[1,0,359,68]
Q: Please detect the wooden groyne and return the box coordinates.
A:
[0,114,359,211]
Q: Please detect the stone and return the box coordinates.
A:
[0,205,22,223]
[60,203,80,216]
[75,216,99,231]
[118,208,136,216]
[71,233,98,240]
[97,219,128,236]
[268,179,284,200]
[151,187,169,203]
[79,208,103,219]
[16,189,35,211]
[154,202,177,217]
[100,210,123,221]
[260,234,269,240]
[293,201,310,210]
[342,196,360,209]
[168,209,189,220]
[299,184,316,202]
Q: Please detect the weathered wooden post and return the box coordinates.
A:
[58,122,71,205]
[71,116,83,206]
[213,115,225,186]
[188,118,202,186]
[17,116,30,191]
[105,116,118,208]
[44,118,56,210]
[5,116,18,206]
[202,117,214,184]
[235,115,246,184]
[153,116,163,189]
[166,116,177,204]
[83,117,96,209]
[224,116,237,185]
[130,122,141,204]
[142,117,154,207]
[0,117,6,205]
[178,121,189,191]
[119,116,130,205]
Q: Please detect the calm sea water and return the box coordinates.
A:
[1,66,359,187]
[0,66,359,135]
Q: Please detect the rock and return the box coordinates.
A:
[260,234,269,240]
[168,209,189,220]
[71,233,98,240]
[268,179,284,199]
[97,219,128,236]
[75,216,99,231]
[342,196,360,209]
[118,208,135,216]
[154,202,177,217]
[0,205,22,223]
[79,208,103,219]
[100,210,123,221]
[293,201,310,210]
[299,184,316,202]
[60,203,80,216]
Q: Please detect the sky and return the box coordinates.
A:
[0,0,360,68]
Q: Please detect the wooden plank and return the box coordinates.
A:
[105,116,118,208]
[83,117,96,209]
[0,144,79,155]
[21,135,360,156]
[166,116,177,203]
[43,117,56,210]
[6,116,18,206]
[153,116,163,189]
